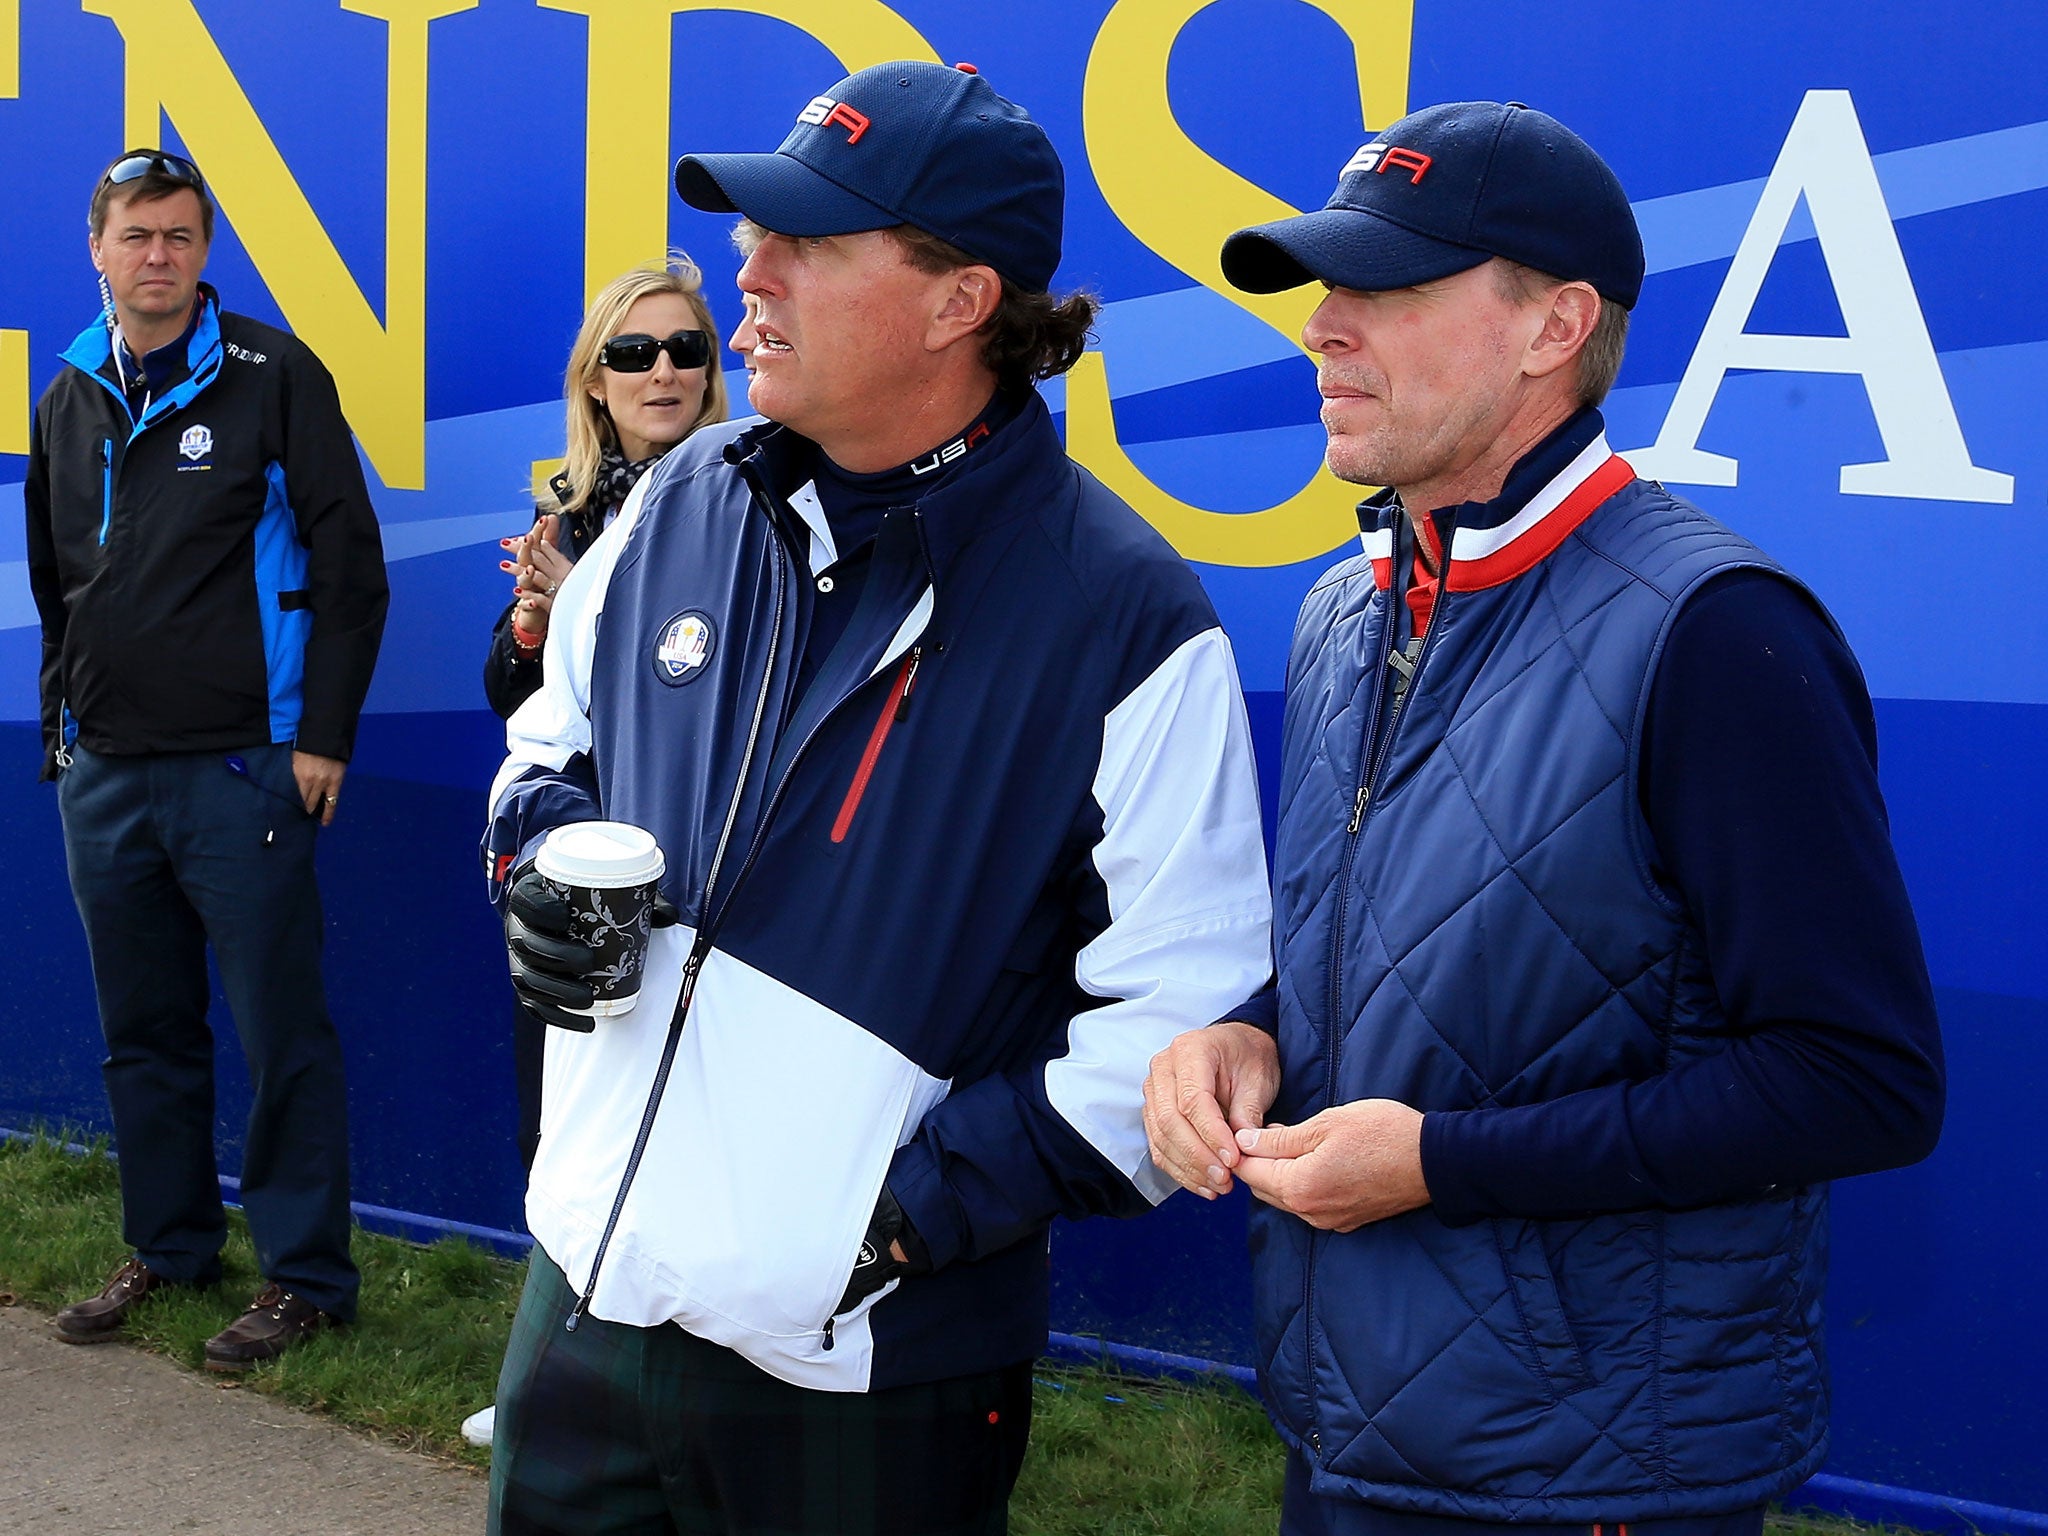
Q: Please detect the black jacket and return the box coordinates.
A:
[24,286,388,776]
[482,470,603,720]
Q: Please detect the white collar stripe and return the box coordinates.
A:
[1450,434,1615,564]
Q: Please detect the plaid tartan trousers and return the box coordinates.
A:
[489,1250,1034,1536]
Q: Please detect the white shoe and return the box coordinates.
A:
[460,1404,496,1448]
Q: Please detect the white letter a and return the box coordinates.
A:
[1633,89,2012,504]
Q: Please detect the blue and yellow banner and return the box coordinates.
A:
[1,3,2043,1517]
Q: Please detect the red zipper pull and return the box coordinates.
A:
[894,647,923,723]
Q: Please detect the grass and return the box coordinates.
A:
[0,1131,1923,1536]
[1018,1363,1284,1534]
[0,1128,515,1468]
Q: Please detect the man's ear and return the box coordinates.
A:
[88,231,105,275]
[929,264,1002,351]
[1524,280,1601,383]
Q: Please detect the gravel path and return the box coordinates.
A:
[0,1303,485,1534]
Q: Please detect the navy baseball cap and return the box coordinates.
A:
[1222,101,1644,309]
[675,61,1065,293]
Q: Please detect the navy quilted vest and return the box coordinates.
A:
[1256,455,1831,1521]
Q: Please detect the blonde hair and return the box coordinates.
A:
[548,255,728,516]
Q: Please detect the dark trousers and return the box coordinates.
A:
[491,1250,1033,1536]
[58,743,358,1319]
[1281,1453,1766,1536]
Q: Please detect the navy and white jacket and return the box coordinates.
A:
[485,395,1271,1391]
[24,286,388,775]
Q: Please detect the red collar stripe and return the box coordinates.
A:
[1356,439,1634,594]
[1448,442,1633,592]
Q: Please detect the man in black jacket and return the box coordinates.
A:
[23,149,388,1369]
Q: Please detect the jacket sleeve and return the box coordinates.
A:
[885,626,1274,1269]
[484,599,545,719]
[1422,571,1946,1222]
[1220,981,1279,1036]
[281,346,389,761]
[22,401,66,780]
[483,477,651,905]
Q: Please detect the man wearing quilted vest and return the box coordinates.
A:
[1144,102,1946,1536]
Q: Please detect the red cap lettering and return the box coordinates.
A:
[823,101,870,144]
[1378,146,1432,185]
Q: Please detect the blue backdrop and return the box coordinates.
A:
[1,2,2042,1525]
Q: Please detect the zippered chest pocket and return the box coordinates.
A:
[830,646,922,843]
[97,439,115,548]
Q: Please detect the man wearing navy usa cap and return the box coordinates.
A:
[485,60,1270,1534]
[1145,102,1944,1535]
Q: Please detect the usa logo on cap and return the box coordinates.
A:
[178,424,213,462]
[653,610,716,686]
[795,95,870,144]
[1341,141,1433,185]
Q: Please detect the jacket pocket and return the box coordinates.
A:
[830,648,921,843]
[1493,1219,1593,1397]
[98,439,114,548]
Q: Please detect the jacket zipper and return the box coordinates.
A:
[830,647,921,844]
[697,630,933,1351]
[565,505,934,1334]
[1304,517,1454,1457]
[98,440,114,547]
[566,539,792,1333]
[659,562,933,1350]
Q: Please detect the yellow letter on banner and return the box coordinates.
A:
[2,0,18,98]
[1,331,26,456]
[83,0,476,491]
[541,0,937,303]
[1076,0,1412,567]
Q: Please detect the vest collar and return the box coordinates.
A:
[1358,408,1636,593]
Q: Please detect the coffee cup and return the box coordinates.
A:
[533,821,667,1018]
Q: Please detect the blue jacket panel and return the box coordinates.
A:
[1263,435,1830,1519]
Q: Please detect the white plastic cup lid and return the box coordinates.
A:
[534,821,665,888]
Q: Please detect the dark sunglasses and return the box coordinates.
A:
[102,149,206,194]
[600,330,710,373]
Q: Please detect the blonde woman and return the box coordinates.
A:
[484,259,727,717]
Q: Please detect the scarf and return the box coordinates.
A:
[589,445,664,529]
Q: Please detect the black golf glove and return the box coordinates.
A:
[505,863,678,1032]
[835,1186,931,1315]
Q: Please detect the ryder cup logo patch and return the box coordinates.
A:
[653,610,716,686]
[178,424,213,462]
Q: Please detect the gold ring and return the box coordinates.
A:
[323,794,339,804]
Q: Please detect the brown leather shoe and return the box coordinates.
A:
[54,1258,174,1344]
[202,1284,339,1372]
